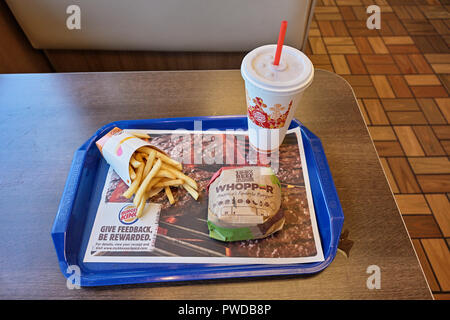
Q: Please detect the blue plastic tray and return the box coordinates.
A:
[51,116,344,286]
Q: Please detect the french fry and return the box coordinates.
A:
[161,163,198,191]
[133,158,162,207]
[143,149,156,177]
[146,187,163,198]
[130,155,142,168]
[155,179,184,188]
[139,146,182,171]
[135,152,145,162]
[155,169,176,179]
[182,183,199,200]
[123,163,144,198]
[129,165,136,180]
[146,177,162,192]
[121,141,200,218]
[156,152,183,171]
[136,195,146,218]
[165,186,175,205]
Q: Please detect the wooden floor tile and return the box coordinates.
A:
[387,44,420,54]
[339,6,356,20]
[408,54,435,73]
[402,20,438,35]
[314,6,340,14]
[371,75,396,98]
[392,6,412,20]
[388,75,413,97]
[368,126,397,140]
[315,13,343,21]
[387,111,428,125]
[341,75,372,86]
[363,99,390,124]
[441,140,450,155]
[357,98,371,125]
[417,174,450,193]
[323,37,354,45]
[411,239,441,292]
[420,5,450,20]
[403,215,442,237]
[309,28,321,37]
[331,21,350,36]
[366,63,401,74]
[409,157,450,174]
[361,54,395,64]
[432,125,450,140]
[346,55,368,74]
[353,37,374,54]
[335,0,363,5]
[367,37,390,54]
[383,36,414,45]
[435,98,450,123]
[326,45,359,54]
[388,157,422,193]
[406,6,427,21]
[414,126,447,156]
[309,54,332,65]
[350,5,367,20]
[348,27,380,37]
[394,126,425,156]
[410,86,448,98]
[353,86,379,98]
[425,194,450,237]
[427,35,450,54]
[421,239,450,291]
[309,37,328,54]
[417,98,448,124]
[392,54,417,74]
[381,98,420,111]
[395,194,431,214]
[317,21,336,37]
[424,53,450,64]
[379,157,400,193]
[404,75,441,86]
[374,141,404,156]
[412,36,437,54]
[431,63,450,73]
[386,19,409,36]
[330,55,351,74]
[438,74,450,93]
[429,19,449,36]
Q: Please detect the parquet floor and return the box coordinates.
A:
[304,0,450,300]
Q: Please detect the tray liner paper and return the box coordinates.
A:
[83,127,324,264]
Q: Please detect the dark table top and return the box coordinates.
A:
[0,69,432,299]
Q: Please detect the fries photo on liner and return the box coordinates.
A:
[95,127,199,218]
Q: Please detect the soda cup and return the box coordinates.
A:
[241,44,314,152]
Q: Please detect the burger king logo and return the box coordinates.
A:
[118,204,139,225]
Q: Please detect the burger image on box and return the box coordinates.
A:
[207,166,284,242]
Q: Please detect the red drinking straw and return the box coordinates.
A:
[273,20,288,66]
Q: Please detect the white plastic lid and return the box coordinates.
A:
[241,44,314,93]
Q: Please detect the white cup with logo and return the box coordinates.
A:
[241,44,314,152]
